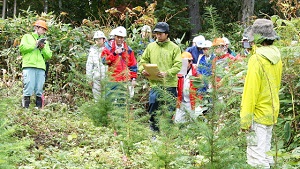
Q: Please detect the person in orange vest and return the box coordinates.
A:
[174,52,202,123]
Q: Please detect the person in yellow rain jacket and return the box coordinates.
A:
[240,19,282,169]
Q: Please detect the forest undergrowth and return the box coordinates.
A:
[1,7,299,169]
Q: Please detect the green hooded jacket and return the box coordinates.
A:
[138,39,182,87]
[19,32,52,70]
[240,45,282,129]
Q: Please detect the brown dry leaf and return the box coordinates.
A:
[132,6,144,12]
[60,12,68,16]
[105,8,120,15]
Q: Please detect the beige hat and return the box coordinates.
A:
[248,19,279,42]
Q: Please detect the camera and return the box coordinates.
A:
[37,38,47,48]
[242,41,251,49]
[38,38,46,44]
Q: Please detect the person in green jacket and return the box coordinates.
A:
[240,19,282,168]
[19,20,52,108]
[139,22,182,132]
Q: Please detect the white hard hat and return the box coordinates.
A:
[114,26,127,37]
[141,25,151,32]
[109,28,116,39]
[242,36,248,41]
[192,35,204,43]
[222,37,230,45]
[109,29,116,36]
[109,29,116,38]
[194,35,206,48]
[203,40,212,48]
[93,30,106,39]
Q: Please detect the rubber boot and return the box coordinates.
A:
[23,96,30,108]
[36,96,43,109]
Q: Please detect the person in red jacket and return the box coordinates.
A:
[211,38,236,89]
[174,52,201,123]
[101,26,137,99]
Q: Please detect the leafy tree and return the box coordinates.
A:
[154,0,190,41]
[1,2,300,168]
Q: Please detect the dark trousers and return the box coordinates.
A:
[148,87,177,131]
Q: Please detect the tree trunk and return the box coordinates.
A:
[2,0,7,19]
[187,0,201,40]
[59,0,62,11]
[241,0,255,26]
[13,0,17,17]
[44,0,48,13]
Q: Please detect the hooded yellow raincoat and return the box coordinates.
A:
[240,45,282,129]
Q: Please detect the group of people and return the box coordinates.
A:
[20,18,282,169]
[86,20,283,169]
[173,35,242,123]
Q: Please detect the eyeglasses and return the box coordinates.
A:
[203,48,209,50]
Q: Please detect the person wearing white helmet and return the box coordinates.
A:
[202,40,213,63]
[241,36,252,56]
[192,35,203,46]
[186,35,205,64]
[114,26,127,37]
[195,40,215,95]
[137,25,154,56]
[86,30,107,100]
[104,28,116,49]
[109,28,116,40]
[203,40,212,48]
[101,26,137,98]
[141,25,153,40]
[222,36,236,56]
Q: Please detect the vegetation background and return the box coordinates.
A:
[0,0,299,168]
